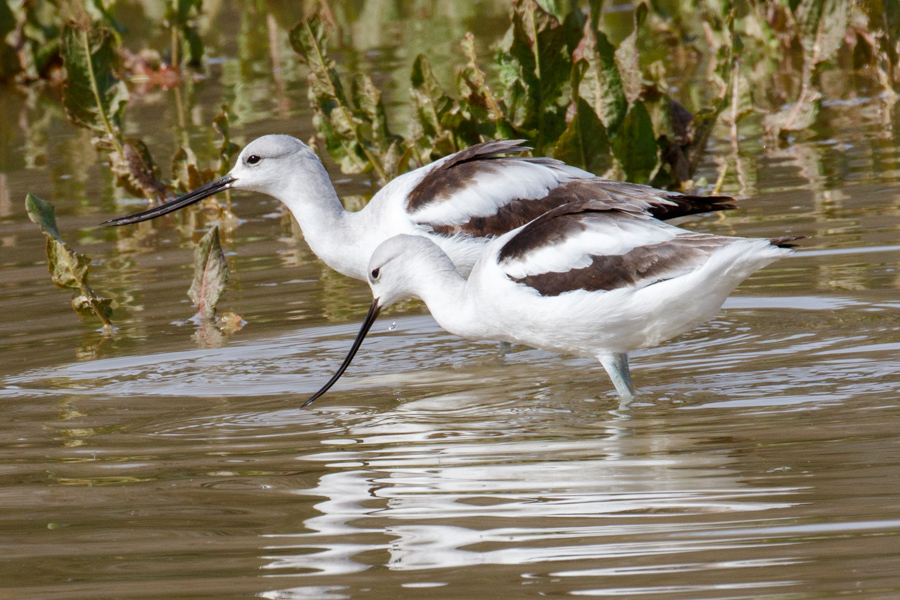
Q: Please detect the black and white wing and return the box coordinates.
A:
[495,200,797,297]
[405,140,735,239]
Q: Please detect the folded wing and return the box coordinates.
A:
[496,200,741,297]
[407,141,735,239]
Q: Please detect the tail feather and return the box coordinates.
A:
[652,194,738,220]
[768,235,806,249]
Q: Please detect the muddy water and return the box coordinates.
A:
[2,6,900,600]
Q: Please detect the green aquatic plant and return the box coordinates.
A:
[292,0,737,188]
[60,23,170,203]
[57,18,222,203]
[9,0,900,193]
[289,14,401,182]
[19,0,900,335]
[25,194,114,334]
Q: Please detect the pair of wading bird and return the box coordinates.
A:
[105,136,801,405]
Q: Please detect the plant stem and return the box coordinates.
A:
[171,25,179,67]
[80,29,124,159]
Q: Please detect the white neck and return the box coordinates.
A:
[269,160,374,280]
[405,252,479,339]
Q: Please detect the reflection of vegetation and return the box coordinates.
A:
[164,0,204,67]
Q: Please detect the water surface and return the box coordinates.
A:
[2,2,900,599]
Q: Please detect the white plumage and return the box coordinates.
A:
[305,200,800,405]
[103,135,735,283]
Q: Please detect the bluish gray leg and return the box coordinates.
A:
[498,341,512,354]
[599,353,636,403]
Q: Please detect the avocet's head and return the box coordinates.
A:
[101,135,321,227]
[366,235,435,309]
[303,235,442,407]
[229,135,321,196]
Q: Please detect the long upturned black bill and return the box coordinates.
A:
[100,174,236,227]
[303,298,382,407]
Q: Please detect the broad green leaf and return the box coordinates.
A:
[72,294,113,319]
[290,15,383,179]
[495,0,571,150]
[534,0,565,20]
[25,191,64,242]
[380,138,405,181]
[410,54,457,161]
[25,194,114,331]
[60,25,127,141]
[613,2,649,104]
[189,226,229,320]
[573,20,627,134]
[458,32,516,144]
[561,6,588,55]
[410,54,450,136]
[554,96,613,175]
[46,236,91,289]
[611,101,658,183]
[352,73,400,167]
[87,0,126,34]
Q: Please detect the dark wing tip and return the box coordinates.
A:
[769,235,807,249]
[454,139,532,162]
[653,193,738,219]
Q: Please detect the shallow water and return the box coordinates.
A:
[2,3,900,599]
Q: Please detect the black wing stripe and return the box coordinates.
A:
[509,236,733,296]
[407,140,538,211]
[425,180,734,240]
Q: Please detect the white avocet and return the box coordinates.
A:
[305,199,802,405]
[103,135,734,281]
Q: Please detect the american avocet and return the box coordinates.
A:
[305,199,802,405]
[102,136,734,281]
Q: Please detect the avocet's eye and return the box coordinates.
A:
[370,268,380,280]
[246,155,261,165]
